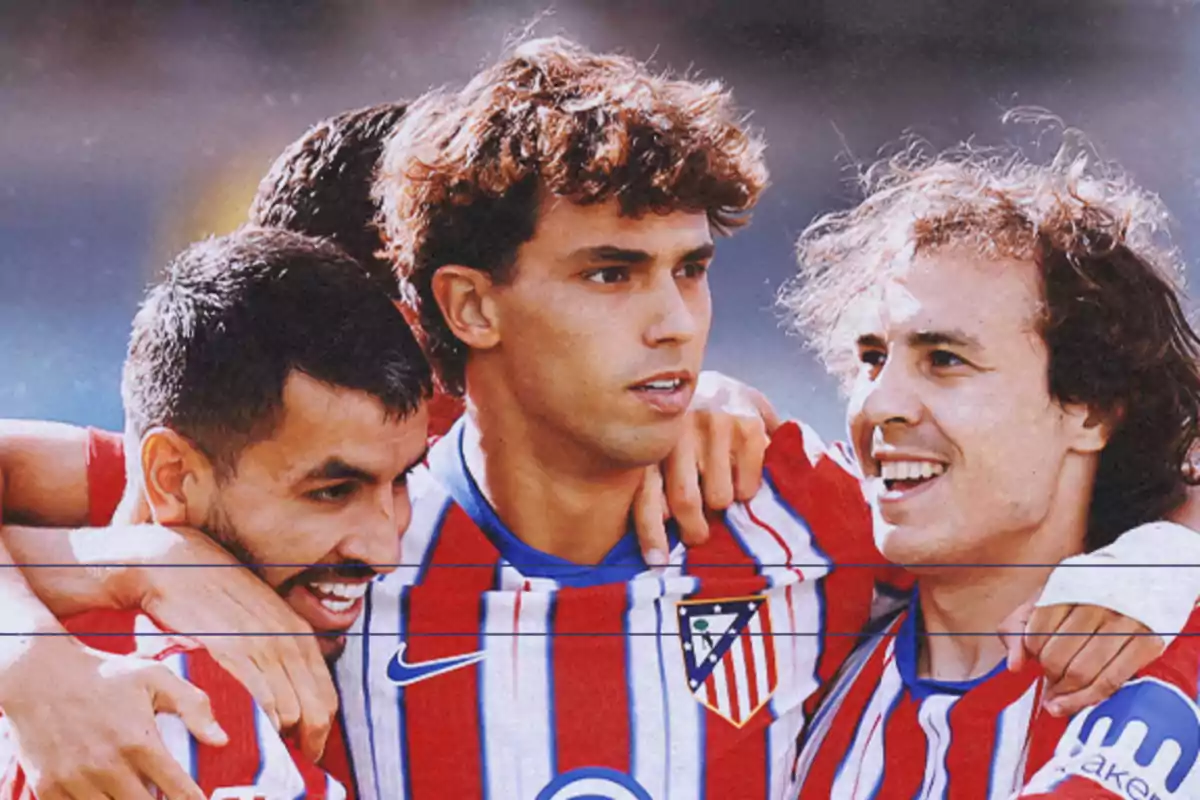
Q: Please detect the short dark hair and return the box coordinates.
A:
[377,37,768,394]
[782,137,1200,550]
[250,103,407,298]
[122,227,431,474]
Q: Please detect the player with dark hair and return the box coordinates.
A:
[0,88,777,799]
[1,227,433,800]
[786,138,1200,798]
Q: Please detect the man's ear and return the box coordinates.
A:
[430,265,501,351]
[1064,401,1123,455]
[139,428,216,526]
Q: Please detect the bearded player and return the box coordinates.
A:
[787,138,1200,798]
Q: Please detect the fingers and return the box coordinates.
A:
[634,465,671,566]
[1019,603,1072,669]
[662,430,708,546]
[288,632,338,762]
[698,412,735,510]
[997,599,1034,672]
[731,414,768,504]
[745,385,783,436]
[1043,617,1164,717]
[1029,604,1107,687]
[145,668,227,747]
[134,753,206,800]
[207,641,281,731]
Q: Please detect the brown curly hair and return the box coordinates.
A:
[780,131,1200,550]
[375,36,768,394]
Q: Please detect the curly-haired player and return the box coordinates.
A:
[787,135,1200,799]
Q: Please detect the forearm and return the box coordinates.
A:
[0,535,74,684]
[0,525,128,618]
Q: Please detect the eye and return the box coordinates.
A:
[307,483,358,503]
[583,266,630,285]
[674,261,709,280]
[930,349,967,369]
[858,347,886,378]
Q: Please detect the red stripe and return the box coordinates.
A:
[188,650,263,794]
[760,605,778,692]
[86,428,126,526]
[797,633,894,799]
[705,674,718,707]
[403,506,499,799]
[764,424,877,719]
[740,629,760,712]
[943,663,1035,798]
[551,583,631,774]
[683,515,769,797]
[685,513,767,593]
[872,693,925,798]
[317,717,356,799]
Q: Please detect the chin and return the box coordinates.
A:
[317,632,348,661]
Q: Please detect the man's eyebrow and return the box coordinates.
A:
[680,243,716,263]
[909,329,983,349]
[301,458,377,484]
[856,333,886,350]
[566,242,715,265]
[568,245,653,265]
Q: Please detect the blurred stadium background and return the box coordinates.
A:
[3,0,1199,440]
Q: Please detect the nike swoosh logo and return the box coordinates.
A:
[386,643,486,687]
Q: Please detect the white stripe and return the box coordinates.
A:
[711,650,733,718]
[794,636,892,785]
[326,771,348,800]
[514,588,554,797]
[916,695,957,800]
[829,655,904,799]
[335,606,372,800]
[251,702,307,799]
[479,589,520,800]
[656,576,704,800]
[628,574,669,797]
[988,680,1039,799]
[340,486,452,800]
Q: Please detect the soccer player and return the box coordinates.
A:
[0,227,435,800]
[0,98,775,800]
[786,139,1200,798]
[4,44,1196,800]
[328,40,1200,799]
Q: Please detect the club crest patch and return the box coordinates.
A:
[677,595,777,727]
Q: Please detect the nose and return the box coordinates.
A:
[858,352,925,432]
[338,484,411,575]
[642,272,702,346]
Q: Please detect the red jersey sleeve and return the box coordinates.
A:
[1019,608,1200,798]
[0,612,348,800]
[85,428,126,527]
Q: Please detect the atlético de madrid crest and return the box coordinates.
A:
[677,595,777,727]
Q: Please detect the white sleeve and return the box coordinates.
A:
[1035,521,1200,647]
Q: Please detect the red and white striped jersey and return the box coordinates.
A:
[794,599,1200,799]
[335,419,884,800]
[0,610,345,800]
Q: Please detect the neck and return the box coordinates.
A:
[464,388,645,566]
[918,478,1093,682]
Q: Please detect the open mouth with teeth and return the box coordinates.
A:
[304,580,370,614]
[879,460,947,493]
[631,377,687,392]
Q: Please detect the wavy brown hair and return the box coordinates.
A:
[780,130,1200,549]
[375,36,768,394]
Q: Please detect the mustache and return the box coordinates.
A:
[277,560,378,595]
